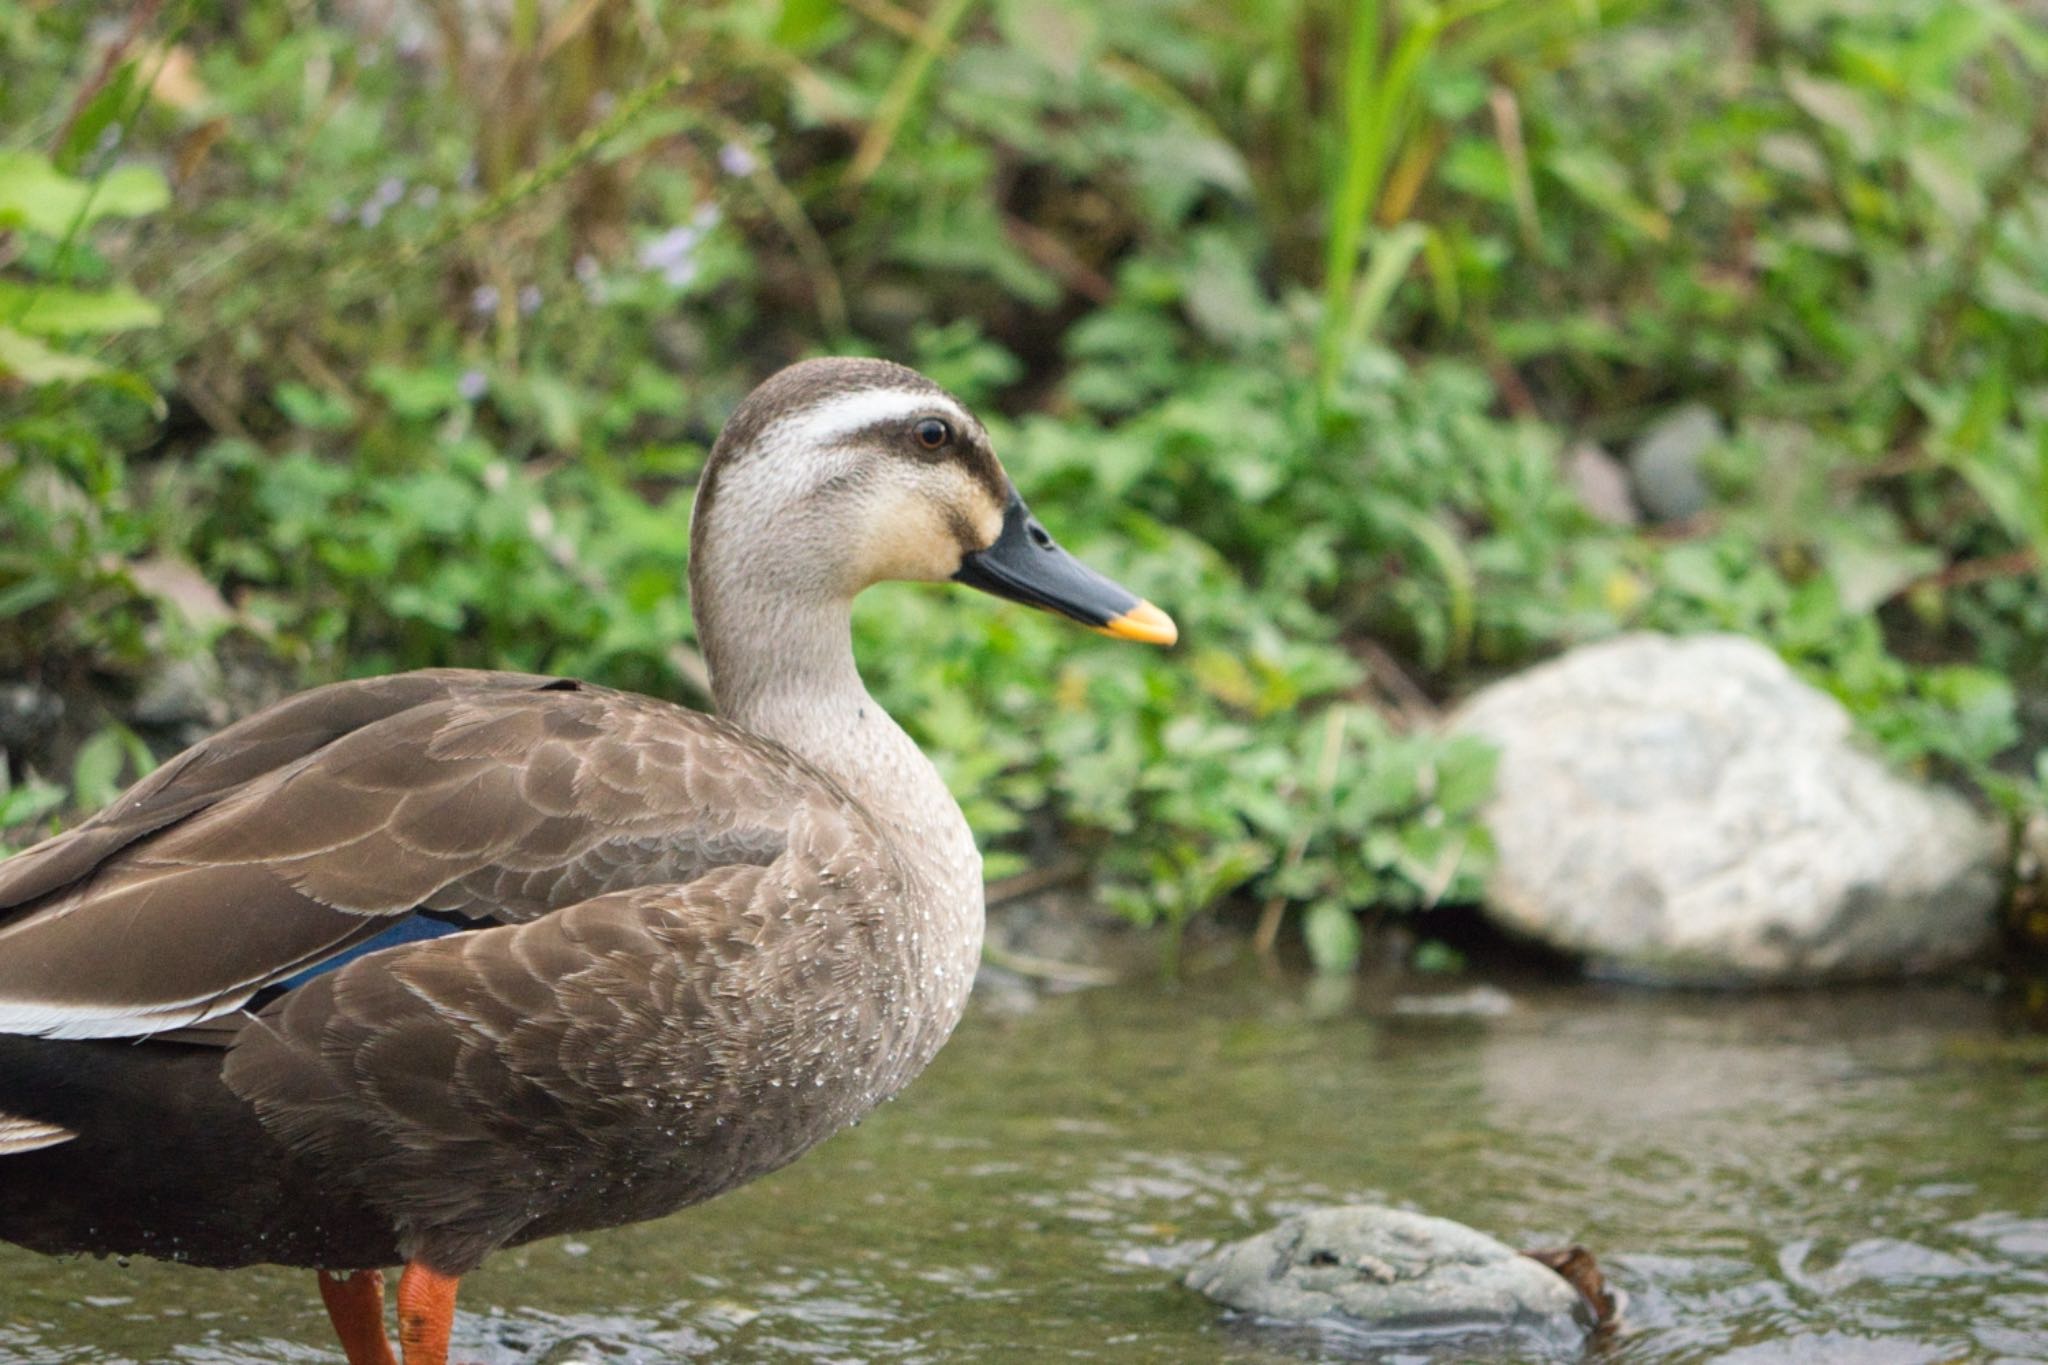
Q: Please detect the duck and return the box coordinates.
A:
[0,357,1175,1365]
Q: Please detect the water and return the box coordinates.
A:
[2,969,2045,1362]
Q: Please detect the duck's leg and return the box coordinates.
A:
[317,1269,398,1365]
[396,1261,462,1365]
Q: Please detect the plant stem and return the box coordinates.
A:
[844,0,977,187]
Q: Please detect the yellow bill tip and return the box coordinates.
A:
[1095,599,1178,646]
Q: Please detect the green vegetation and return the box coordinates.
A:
[2,0,2043,970]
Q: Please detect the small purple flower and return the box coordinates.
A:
[638,224,704,288]
[717,142,758,177]
[518,284,542,316]
[412,184,441,210]
[471,284,500,316]
[357,200,386,229]
[457,369,488,402]
[373,176,407,207]
[639,225,697,270]
[574,254,606,303]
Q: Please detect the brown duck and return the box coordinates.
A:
[0,358,1174,1364]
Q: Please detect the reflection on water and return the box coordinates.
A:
[2,967,2045,1362]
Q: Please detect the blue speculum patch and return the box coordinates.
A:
[275,913,470,990]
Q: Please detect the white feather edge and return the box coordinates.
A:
[0,990,256,1041]
[0,1112,77,1156]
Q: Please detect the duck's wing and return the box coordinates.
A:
[0,670,827,1041]
[0,669,577,912]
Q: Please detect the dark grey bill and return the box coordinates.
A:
[952,491,1177,645]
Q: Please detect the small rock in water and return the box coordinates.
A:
[1185,1206,1587,1345]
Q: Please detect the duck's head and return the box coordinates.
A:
[691,357,1176,646]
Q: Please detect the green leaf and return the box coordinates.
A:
[367,364,468,419]
[1385,504,1476,671]
[1304,900,1363,973]
[1432,737,1499,815]
[71,728,130,811]
[1335,221,1428,363]
[0,151,85,235]
[0,325,106,383]
[1545,147,1670,242]
[1829,532,1942,613]
[0,281,160,336]
[0,772,65,830]
[85,163,170,220]
[0,151,168,236]
[55,62,139,172]
[1412,939,1466,974]
[0,576,62,619]
[1181,231,1275,351]
[772,0,839,49]
[1781,70,1881,161]
[274,380,357,431]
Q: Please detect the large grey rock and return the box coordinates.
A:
[1450,633,2001,984]
[1186,1206,1584,1342]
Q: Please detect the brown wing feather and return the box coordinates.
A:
[0,671,836,1040]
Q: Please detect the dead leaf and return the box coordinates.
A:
[136,42,209,112]
[1523,1244,1621,1331]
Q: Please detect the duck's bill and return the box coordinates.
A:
[954,491,1177,646]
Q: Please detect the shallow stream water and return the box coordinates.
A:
[3,966,2045,1362]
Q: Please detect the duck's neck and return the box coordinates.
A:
[699,595,983,911]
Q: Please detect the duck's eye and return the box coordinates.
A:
[913,418,951,450]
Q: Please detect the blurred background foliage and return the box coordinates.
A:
[1,0,2044,970]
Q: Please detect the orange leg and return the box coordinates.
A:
[317,1269,397,1365]
[396,1260,462,1365]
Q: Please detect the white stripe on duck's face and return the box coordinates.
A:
[771,387,975,455]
